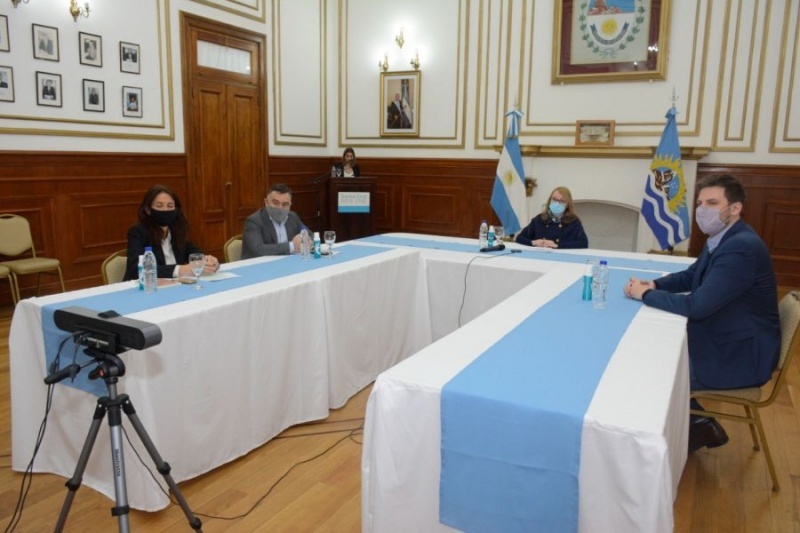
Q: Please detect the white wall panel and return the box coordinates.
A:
[272,0,325,145]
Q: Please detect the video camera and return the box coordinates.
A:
[54,306,162,354]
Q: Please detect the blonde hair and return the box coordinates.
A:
[539,186,579,223]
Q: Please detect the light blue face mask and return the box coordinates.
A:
[549,201,566,217]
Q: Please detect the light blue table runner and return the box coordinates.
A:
[359,234,687,273]
[439,267,665,533]
[41,245,391,396]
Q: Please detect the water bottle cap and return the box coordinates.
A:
[138,255,144,264]
[313,231,320,239]
[600,260,608,265]
[489,225,495,232]
[145,246,153,252]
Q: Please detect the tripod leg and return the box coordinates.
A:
[107,400,131,533]
[55,401,107,533]
[120,397,203,531]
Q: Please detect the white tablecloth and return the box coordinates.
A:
[10,246,433,511]
[360,235,693,533]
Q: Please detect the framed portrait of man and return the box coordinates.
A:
[36,71,62,107]
[32,24,59,62]
[0,66,14,102]
[79,32,102,67]
[120,42,141,74]
[122,86,142,118]
[83,79,104,112]
[380,71,420,137]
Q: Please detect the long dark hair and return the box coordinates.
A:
[342,147,356,166]
[137,184,189,252]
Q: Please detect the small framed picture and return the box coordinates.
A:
[36,71,62,107]
[0,15,10,53]
[79,32,102,67]
[82,79,104,112]
[380,70,421,137]
[32,24,59,62]
[0,66,14,102]
[575,120,616,146]
[120,42,140,74]
[122,86,142,117]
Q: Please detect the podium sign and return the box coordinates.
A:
[338,192,371,213]
[326,177,376,241]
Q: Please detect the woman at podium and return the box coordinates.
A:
[333,147,361,177]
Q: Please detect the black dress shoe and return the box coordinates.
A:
[688,417,729,453]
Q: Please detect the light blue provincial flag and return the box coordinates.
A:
[490,108,526,235]
[641,105,690,249]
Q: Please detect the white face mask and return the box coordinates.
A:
[695,205,731,236]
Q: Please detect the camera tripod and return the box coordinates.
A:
[50,348,202,532]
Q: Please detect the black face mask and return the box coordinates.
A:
[149,209,178,227]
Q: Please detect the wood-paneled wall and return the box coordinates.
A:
[3,152,796,305]
[0,152,188,301]
[691,164,800,286]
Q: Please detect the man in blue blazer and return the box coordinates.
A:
[241,183,308,259]
[625,174,780,452]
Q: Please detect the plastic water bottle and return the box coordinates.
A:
[331,165,337,178]
[582,261,593,301]
[137,255,144,291]
[312,231,322,259]
[142,246,158,294]
[487,225,496,247]
[478,220,489,249]
[592,260,609,309]
[300,227,310,260]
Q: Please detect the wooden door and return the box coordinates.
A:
[182,14,267,259]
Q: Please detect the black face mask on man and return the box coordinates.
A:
[149,209,178,227]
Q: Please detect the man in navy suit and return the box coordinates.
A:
[626,174,780,452]
[242,183,308,258]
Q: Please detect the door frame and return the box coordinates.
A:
[180,12,268,255]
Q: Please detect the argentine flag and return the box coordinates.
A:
[490,109,527,235]
[641,106,690,249]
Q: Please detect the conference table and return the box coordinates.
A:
[9,233,694,529]
[359,234,694,533]
[8,236,540,512]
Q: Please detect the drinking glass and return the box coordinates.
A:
[189,253,205,290]
[494,226,505,243]
[323,230,336,258]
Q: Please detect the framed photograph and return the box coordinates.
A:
[380,70,420,137]
[552,0,669,83]
[119,42,140,74]
[32,24,59,62]
[575,120,615,146]
[79,32,102,67]
[0,66,14,102]
[122,86,142,118]
[0,15,10,53]
[36,71,62,107]
[82,79,104,112]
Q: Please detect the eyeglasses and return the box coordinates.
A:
[550,198,567,205]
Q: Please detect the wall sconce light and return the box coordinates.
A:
[395,28,405,49]
[69,0,90,21]
[409,50,420,70]
[11,0,30,7]
[378,53,389,72]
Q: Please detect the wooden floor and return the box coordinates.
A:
[1,291,799,532]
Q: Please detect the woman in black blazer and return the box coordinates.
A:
[123,184,219,281]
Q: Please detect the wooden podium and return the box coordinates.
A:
[325,176,376,241]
